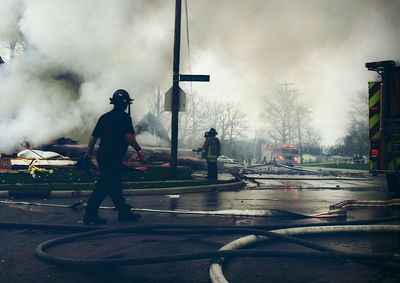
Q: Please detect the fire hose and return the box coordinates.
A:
[34,224,400,269]
[209,225,400,283]
[0,220,399,283]
[0,202,399,282]
[0,200,345,219]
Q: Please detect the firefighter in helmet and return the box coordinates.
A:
[201,128,221,180]
[83,89,144,225]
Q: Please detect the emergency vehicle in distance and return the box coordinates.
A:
[261,143,300,165]
[366,60,400,194]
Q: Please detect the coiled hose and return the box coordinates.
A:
[0,212,399,281]
[34,224,400,268]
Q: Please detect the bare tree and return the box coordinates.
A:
[200,101,247,154]
[221,103,248,143]
[350,91,369,129]
[302,127,323,155]
[188,93,206,146]
[146,87,173,138]
[146,91,247,151]
[147,87,164,120]
[261,84,313,145]
[339,91,369,157]
[201,101,223,135]
[176,93,206,147]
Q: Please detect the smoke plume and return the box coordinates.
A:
[0,0,174,152]
[0,0,399,152]
[185,0,400,145]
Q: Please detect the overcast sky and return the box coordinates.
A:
[0,0,399,151]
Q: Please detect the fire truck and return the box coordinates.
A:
[261,143,300,165]
[366,60,400,194]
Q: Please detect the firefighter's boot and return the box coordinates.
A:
[83,208,107,225]
[118,204,141,222]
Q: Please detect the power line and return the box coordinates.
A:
[184,0,192,95]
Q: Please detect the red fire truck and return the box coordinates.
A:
[261,143,300,165]
[366,60,400,194]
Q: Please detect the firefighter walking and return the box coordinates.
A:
[83,89,145,225]
[202,128,221,180]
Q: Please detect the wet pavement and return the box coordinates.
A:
[0,172,399,282]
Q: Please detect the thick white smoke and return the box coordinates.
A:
[186,0,400,145]
[0,0,399,152]
[0,0,174,153]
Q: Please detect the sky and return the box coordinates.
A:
[0,0,399,152]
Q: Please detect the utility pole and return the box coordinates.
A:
[297,116,303,165]
[279,82,295,143]
[170,0,182,179]
[191,98,196,147]
[169,0,209,178]
[252,130,257,162]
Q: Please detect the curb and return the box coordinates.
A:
[0,180,245,198]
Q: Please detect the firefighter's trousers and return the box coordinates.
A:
[86,153,127,212]
[207,161,218,180]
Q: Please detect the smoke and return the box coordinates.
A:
[136,132,169,147]
[0,0,399,153]
[0,0,174,153]
[184,0,400,145]
[0,0,23,45]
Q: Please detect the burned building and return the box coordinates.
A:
[134,112,170,147]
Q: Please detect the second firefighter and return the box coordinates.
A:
[201,128,221,180]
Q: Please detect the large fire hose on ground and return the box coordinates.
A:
[209,225,400,283]
[0,202,399,282]
[1,221,400,280]
[34,224,400,269]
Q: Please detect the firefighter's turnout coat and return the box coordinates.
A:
[202,136,221,162]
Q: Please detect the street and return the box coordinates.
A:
[0,172,399,283]
[1,0,399,282]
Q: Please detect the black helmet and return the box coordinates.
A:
[207,128,218,137]
[110,89,133,105]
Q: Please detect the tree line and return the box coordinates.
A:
[146,85,368,161]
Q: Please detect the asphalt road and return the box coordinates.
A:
[0,173,399,282]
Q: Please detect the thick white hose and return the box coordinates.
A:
[209,225,400,283]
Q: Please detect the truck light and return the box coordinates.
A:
[370,149,379,157]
